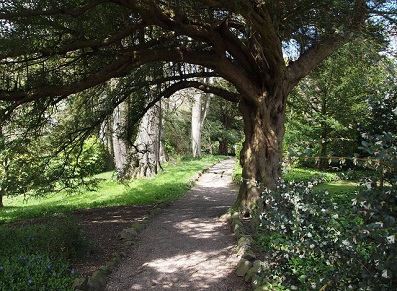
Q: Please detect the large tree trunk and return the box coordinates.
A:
[218,138,228,155]
[112,101,131,179]
[235,90,287,211]
[129,101,162,178]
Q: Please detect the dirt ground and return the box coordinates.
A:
[70,204,159,277]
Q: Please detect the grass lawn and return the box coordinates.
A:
[314,180,361,193]
[0,155,225,223]
[314,180,362,205]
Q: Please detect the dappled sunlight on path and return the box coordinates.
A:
[105,158,248,290]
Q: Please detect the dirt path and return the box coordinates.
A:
[105,158,249,290]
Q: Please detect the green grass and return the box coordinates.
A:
[283,168,339,183]
[314,180,360,194]
[0,155,225,223]
[233,164,340,184]
[314,180,362,206]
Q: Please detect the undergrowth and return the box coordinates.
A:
[254,179,397,290]
[0,218,90,290]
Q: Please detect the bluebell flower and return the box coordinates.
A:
[0,265,4,271]
[28,279,32,284]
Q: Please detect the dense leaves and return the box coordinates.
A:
[256,179,396,290]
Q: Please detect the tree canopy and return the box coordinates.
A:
[0,0,396,208]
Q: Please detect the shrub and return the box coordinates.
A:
[0,217,92,290]
[0,217,93,261]
[0,253,77,291]
[255,179,397,290]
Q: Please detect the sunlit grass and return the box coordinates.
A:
[0,155,225,223]
[314,180,360,194]
[314,180,363,206]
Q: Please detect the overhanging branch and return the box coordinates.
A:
[160,80,241,103]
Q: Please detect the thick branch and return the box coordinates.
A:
[286,37,346,91]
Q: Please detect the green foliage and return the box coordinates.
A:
[255,132,397,290]
[203,80,243,155]
[0,254,76,291]
[285,40,393,169]
[255,179,396,290]
[0,218,93,261]
[164,106,191,156]
[0,134,107,198]
[0,218,89,290]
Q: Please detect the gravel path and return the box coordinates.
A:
[105,158,249,290]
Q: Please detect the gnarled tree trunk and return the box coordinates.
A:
[235,89,287,211]
[129,101,162,178]
[112,101,131,180]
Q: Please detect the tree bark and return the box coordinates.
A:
[234,90,287,211]
[159,100,168,163]
[218,138,228,155]
[112,101,131,180]
[191,90,202,158]
[129,102,162,178]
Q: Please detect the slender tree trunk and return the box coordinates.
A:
[191,90,202,158]
[0,127,4,207]
[319,94,328,170]
[234,90,287,211]
[159,100,168,163]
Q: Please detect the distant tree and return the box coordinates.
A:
[0,1,395,209]
[285,40,392,169]
[204,81,243,155]
[191,88,211,158]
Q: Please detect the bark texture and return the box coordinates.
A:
[129,102,162,178]
[191,90,203,158]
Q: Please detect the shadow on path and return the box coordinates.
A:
[105,158,249,290]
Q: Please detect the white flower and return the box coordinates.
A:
[387,234,395,244]
[382,269,391,279]
[332,214,339,219]
[342,240,351,247]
